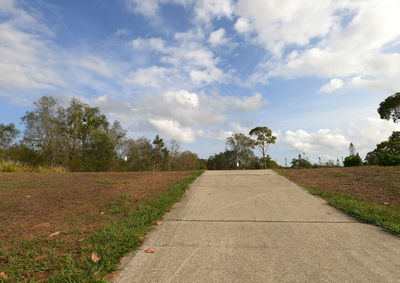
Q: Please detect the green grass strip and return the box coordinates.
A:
[305,185,400,235]
[0,170,203,283]
[50,170,203,282]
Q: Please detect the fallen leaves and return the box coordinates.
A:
[34,255,46,262]
[49,231,60,238]
[100,211,105,215]
[144,248,155,253]
[139,236,146,242]
[0,272,8,280]
[91,252,100,263]
[156,221,162,226]
[106,271,118,279]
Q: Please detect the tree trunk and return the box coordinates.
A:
[262,147,266,169]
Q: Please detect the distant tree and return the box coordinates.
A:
[21,96,63,166]
[365,131,400,166]
[378,92,400,122]
[84,130,116,171]
[349,142,356,156]
[226,133,255,169]
[0,123,19,151]
[249,126,276,169]
[291,157,312,169]
[152,135,169,171]
[343,153,362,167]
[167,139,181,171]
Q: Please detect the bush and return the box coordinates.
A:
[291,158,312,169]
[343,155,362,167]
[378,154,400,166]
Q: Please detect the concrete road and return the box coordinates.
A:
[114,170,400,282]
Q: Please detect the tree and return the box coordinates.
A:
[0,123,19,151]
[151,135,169,171]
[365,131,400,165]
[249,126,276,169]
[349,142,356,156]
[344,154,362,167]
[226,133,255,169]
[21,96,63,166]
[291,157,312,168]
[378,92,400,122]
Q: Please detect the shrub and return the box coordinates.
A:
[378,154,400,166]
[343,155,362,167]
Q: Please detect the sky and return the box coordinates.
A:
[0,0,400,165]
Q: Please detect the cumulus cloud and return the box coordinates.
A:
[125,0,233,23]
[320,78,344,93]
[237,0,400,93]
[92,90,265,143]
[282,117,399,158]
[0,1,63,91]
[208,28,228,47]
[129,30,228,89]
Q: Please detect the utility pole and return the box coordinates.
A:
[285,157,287,167]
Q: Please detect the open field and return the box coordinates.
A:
[276,167,400,234]
[0,171,202,282]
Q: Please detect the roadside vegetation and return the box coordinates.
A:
[0,96,205,173]
[0,170,202,281]
[277,167,400,235]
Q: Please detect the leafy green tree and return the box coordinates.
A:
[378,92,400,122]
[365,131,400,165]
[0,123,19,151]
[21,96,64,166]
[84,130,116,171]
[151,135,169,171]
[249,126,276,169]
[343,154,362,167]
[226,133,255,169]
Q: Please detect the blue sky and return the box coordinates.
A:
[1,0,399,164]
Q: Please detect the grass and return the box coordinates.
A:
[0,160,67,173]
[305,185,400,235]
[0,170,203,282]
[96,179,119,185]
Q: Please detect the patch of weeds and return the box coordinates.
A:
[334,173,349,177]
[96,179,118,185]
[105,194,133,214]
[306,185,400,235]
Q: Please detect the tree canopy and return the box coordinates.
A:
[249,126,276,169]
[378,92,400,122]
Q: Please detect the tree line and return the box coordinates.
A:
[206,127,278,170]
[0,96,205,172]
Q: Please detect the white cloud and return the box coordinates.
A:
[0,3,63,91]
[236,0,400,93]
[115,29,130,36]
[92,90,264,143]
[320,78,344,93]
[234,17,252,34]
[129,30,228,88]
[149,119,196,143]
[125,0,161,17]
[194,0,233,22]
[70,55,114,78]
[208,28,228,47]
[282,117,399,158]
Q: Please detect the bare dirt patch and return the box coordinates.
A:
[0,171,189,241]
[276,167,400,208]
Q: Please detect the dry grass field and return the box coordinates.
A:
[0,171,200,282]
